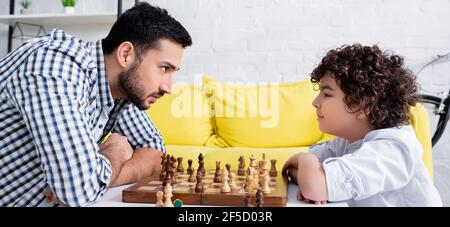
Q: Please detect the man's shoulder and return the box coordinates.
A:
[43,29,96,70]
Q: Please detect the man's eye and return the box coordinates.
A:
[160,66,169,73]
[323,93,331,97]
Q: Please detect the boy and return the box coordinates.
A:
[282,44,442,206]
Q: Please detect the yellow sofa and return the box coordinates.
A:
[147,77,434,179]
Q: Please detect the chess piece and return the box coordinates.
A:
[225,163,231,173]
[249,155,257,168]
[229,172,238,191]
[252,167,259,187]
[269,160,277,177]
[244,174,254,193]
[170,156,177,185]
[163,157,172,186]
[195,171,204,193]
[259,160,264,175]
[187,159,194,175]
[188,169,196,182]
[159,154,167,181]
[164,183,174,207]
[238,156,246,176]
[221,168,231,193]
[261,154,269,172]
[177,157,184,173]
[155,191,164,207]
[214,161,222,183]
[243,195,253,207]
[197,153,205,176]
[262,174,271,194]
[255,189,264,207]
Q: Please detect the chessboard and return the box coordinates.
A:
[122,171,288,207]
[122,153,289,207]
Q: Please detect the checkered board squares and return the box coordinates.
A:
[123,171,288,207]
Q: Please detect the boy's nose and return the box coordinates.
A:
[312,95,320,108]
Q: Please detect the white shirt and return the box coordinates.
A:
[310,125,442,207]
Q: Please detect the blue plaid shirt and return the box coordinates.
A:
[0,29,166,207]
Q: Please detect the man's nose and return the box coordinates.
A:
[160,84,172,95]
[160,74,173,94]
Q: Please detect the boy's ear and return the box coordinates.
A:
[355,109,369,120]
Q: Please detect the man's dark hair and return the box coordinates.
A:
[311,44,418,129]
[102,2,192,56]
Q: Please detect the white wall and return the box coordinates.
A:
[0,0,135,56]
[154,0,450,89]
[2,0,450,90]
[1,0,450,204]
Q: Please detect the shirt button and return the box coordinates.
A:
[107,103,112,107]
[99,124,103,129]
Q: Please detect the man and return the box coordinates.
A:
[0,2,192,206]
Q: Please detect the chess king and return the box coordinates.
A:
[0,2,192,207]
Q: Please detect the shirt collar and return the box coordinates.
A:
[91,40,115,108]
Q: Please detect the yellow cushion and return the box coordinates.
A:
[146,83,213,146]
[409,103,433,179]
[203,76,323,148]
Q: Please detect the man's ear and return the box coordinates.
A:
[116,41,135,68]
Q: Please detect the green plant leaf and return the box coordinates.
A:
[61,0,76,7]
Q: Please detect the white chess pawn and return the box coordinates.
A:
[221,168,231,193]
[229,172,238,191]
[262,174,271,194]
[252,168,259,187]
[249,155,257,168]
[244,174,254,193]
[155,191,164,207]
[164,183,174,207]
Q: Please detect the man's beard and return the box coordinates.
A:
[118,61,151,110]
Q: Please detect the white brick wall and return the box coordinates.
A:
[159,0,450,88]
[1,0,450,205]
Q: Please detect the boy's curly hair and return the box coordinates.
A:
[311,44,418,129]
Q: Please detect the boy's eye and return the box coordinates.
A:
[323,93,332,97]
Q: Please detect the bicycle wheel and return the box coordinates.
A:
[419,94,442,106]
[418,94,450,146]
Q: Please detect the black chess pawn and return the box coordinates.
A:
[226,163,231,173]
[163,156,173,186]
[255,189,264,207]
[238,156,246,176]
[214,161,222,183]
[195,171,204,193]
[177,157,184,173]
[243,195,253,207]
[187,159,194,175]
[197,153,205,176]
[170,156,178,185]
[188,169,196,182]
[159,154,167,181]
[269,159,278,177]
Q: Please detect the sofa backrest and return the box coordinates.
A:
[147,77,433,177]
